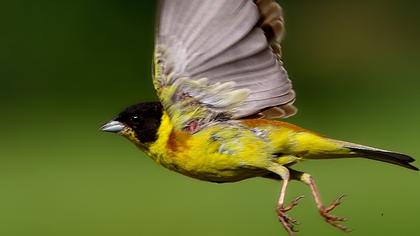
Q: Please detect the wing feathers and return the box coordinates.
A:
[186,1,259,68]
[155,0,296,128]
[193,47,277,82]
[189,28,267,75]
[256,0,285,42]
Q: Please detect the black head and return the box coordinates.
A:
[101,102,163,144]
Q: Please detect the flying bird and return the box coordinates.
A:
[101,0,418,235]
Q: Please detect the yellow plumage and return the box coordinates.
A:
[145,113,349,183]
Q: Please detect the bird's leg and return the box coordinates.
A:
[268,165,303,235]
[290,169,351,232]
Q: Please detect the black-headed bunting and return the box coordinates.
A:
[101,1,418,235]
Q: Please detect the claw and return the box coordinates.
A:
[277,196,304,236]
[278,208,299,235]
[319,195,351,232]
[283,195,305,212]
[325,195,345,213]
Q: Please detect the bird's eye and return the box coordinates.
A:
[131,116,141,122]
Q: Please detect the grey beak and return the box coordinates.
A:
[100,120,125,133]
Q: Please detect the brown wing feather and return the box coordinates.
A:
[254,0,297,119]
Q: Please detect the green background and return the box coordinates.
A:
[2,0,420,235]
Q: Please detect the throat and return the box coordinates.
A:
[147,113,174,157]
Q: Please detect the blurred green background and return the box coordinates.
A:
[1,0,419,235]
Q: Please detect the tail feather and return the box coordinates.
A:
[342,142,418,171]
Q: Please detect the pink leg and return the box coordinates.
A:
[269,166,304,236]
[302,173,351,232]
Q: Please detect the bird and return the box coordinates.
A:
[100,0,418,235]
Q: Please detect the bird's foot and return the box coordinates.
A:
[277,195,304,236]
[318,195,351,232]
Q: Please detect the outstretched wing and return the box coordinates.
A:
[153,0,296,131]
